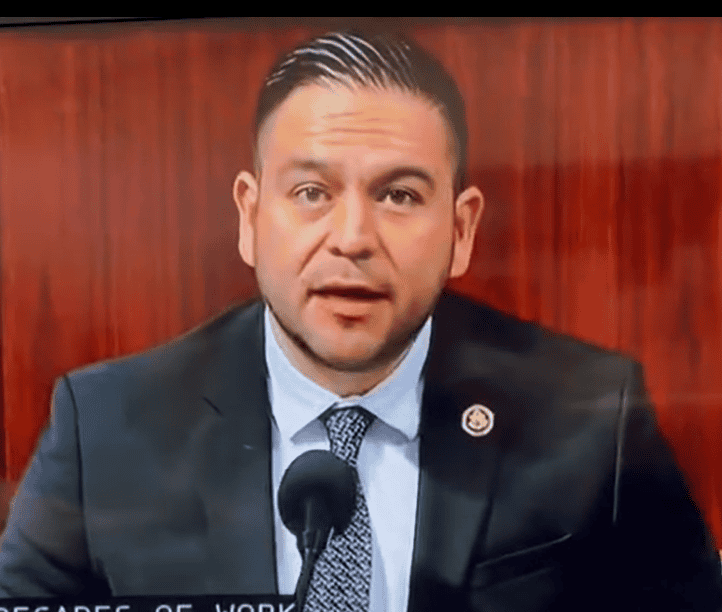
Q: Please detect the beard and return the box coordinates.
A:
[261,242,454,377]
[266,297,437,374]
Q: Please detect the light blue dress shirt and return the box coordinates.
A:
[264,305,432,612]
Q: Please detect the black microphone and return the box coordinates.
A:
[278,450,356,611]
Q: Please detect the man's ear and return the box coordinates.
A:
[449,186,484,279]
[233,171,259,268]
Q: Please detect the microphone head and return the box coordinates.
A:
[278,450,356,538]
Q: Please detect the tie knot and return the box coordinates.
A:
[321,406,375,466]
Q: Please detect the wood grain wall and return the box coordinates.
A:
[1,18,720,544]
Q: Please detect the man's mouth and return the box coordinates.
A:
[313,286,390,301]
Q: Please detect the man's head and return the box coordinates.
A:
[251,31,469,196]
[234,31,484,394]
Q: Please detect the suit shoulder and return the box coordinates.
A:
[433,292,637,388]
[64,298,263,387]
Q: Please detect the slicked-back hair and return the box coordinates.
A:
[253,31,468,195]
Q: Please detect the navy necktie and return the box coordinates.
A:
[305,406,375,611]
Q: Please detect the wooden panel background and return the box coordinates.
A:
[0,18,720,545]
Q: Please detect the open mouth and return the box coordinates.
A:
[314,287,389,301]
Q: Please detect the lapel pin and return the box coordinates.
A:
[461,404,494,437]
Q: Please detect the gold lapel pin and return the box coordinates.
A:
[461,404,494,437]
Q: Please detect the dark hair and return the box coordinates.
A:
[253,31,468,195]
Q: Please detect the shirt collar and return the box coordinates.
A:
[264,305,431,443]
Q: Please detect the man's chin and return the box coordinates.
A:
[268,302,428,378]
[307,342,401,374]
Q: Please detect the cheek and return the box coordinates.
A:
[254,208,320,296]
[255,206,296,265]
[385,217,454,275]
[256,202,289,242]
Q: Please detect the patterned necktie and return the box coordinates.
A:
[304,406,375,612]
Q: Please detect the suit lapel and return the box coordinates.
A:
[188,294,534,600]
[408,293,535,610]
[193,300,278,594]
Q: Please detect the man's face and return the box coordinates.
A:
[235,84,482,375]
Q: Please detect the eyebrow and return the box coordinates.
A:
[278,159,334,178]
[278,159,436,192]
[370,166,436,192]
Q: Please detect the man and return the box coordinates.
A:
[0,30,720,612]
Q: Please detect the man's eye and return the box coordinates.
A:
[380,188,421,206]
[294,186,329,204]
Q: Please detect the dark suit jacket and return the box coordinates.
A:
[0,293,720,611]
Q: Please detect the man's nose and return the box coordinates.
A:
[327,192,377,260]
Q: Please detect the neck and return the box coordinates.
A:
[268,313,412,398]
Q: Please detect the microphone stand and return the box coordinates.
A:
[278,450,355,611]
[295,497,332,611]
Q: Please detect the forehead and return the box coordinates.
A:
[256,83,455,175]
